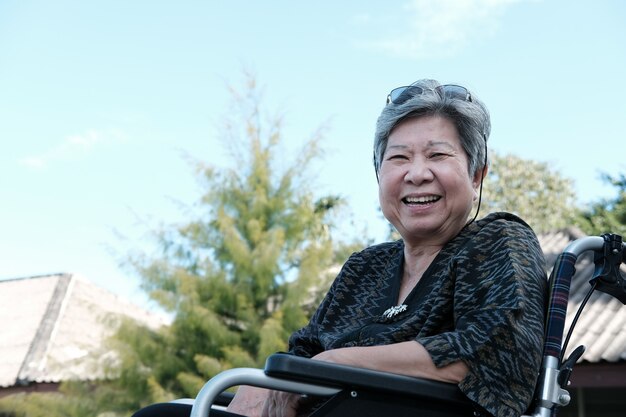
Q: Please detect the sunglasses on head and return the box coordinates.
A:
[386,84,472,105]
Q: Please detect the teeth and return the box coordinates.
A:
[404,196,440,204]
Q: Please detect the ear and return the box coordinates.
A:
[472,165,488,190]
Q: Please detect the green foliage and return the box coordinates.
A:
[576,173,626,236]
[77,74,356,414]
[481,152,580,233]
[0,382,118,417]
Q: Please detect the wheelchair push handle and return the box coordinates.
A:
[543,234,625,359]
[530,233,625,417]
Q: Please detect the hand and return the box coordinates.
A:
[262,391,302,417]
[226,386,269,417]
[261,391,304,417]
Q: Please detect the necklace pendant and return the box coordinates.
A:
[382,304,408,319]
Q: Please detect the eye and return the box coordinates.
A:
[386,153,409,161]
[429,151,450,159]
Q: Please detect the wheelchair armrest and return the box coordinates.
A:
[190,367,341,417]
[191,354,474,416]
[264,353,471,407]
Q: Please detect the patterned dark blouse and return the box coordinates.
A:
[288,212,547,417]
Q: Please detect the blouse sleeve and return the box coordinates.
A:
[287,252,356,358]
[416,216,547,417]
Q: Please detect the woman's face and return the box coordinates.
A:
[378,115,482,246]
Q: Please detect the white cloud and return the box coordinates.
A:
[19,129,127,169]
[66,130,105,148]
[358,0,535,60]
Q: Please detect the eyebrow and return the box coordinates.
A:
[386,144,409,151]
[386,140,455,151]
[425,140,455,149]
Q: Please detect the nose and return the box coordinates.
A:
[404,160,434,184]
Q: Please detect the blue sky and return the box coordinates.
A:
[1,0,625,308]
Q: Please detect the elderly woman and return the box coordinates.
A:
[135,80,547,417]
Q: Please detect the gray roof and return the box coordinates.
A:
[538,228,626,363]
[0,273,167,388]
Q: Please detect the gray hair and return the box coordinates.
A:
[373,79,491,179]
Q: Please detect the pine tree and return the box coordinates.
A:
[101,74,358,411]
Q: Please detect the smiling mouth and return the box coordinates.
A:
[402,196,441,205]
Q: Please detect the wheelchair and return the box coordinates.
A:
[161,234,626,417]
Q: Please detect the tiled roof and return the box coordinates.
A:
[0,273,167,388]
[537,228,626,363]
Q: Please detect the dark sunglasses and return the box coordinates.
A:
[386,84,472,105]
